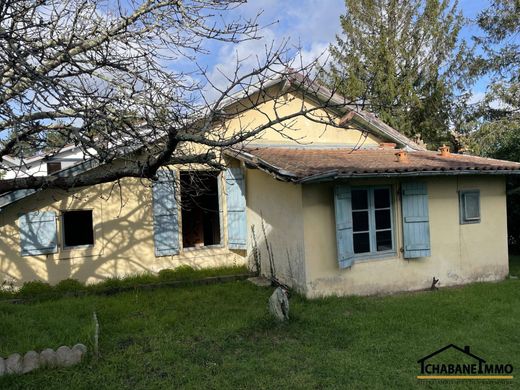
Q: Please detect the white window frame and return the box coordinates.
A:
[351,186,396,260]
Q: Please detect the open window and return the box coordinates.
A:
[180,171,221,248]
[62,210,94,248]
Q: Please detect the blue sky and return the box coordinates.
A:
[196,0,493,98]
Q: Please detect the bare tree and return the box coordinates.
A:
[0,0,344,193]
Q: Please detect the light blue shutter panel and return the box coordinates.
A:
[19,211,58,256]
[226,167,247,249]
[152,170,179,256]
[401,182,431,258]
[334,185,354,268]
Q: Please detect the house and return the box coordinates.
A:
[1,75,519,297]
[1,144,89,179]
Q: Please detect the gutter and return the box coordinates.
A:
[298,169,520,183]
[223,149,298,182]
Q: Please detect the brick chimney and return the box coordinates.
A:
[395,150,409,163]
[379,142,397,150]
[439,144,451,157]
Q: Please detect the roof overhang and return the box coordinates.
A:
[224,147,520,184]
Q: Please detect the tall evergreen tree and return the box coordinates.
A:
[469,0,520,161]
[322,0,464,147]
[468,0,520,253]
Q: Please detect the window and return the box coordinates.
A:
[459,190,480,224]
[47,162,62,174]
[351,187,394,255]
[62,210,94,247]
[180,171,221,248]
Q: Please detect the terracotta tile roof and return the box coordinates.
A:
[226,147,520,182]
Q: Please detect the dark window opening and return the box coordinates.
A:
[351,187,393,255]
[180,171,221,248]
[47,162,62,174]
[62,210,94,247]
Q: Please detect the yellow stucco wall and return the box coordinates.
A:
[0,173,244,286]
[223,90,381,147]
[1,87,510,296]
[245,168,306,291]
[301,176,509,297]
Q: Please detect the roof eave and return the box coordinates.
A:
[298,169,520,183]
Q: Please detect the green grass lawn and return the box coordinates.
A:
[2,261,520,389]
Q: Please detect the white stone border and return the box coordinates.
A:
[0,344,87,376]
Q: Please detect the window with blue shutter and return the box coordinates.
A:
[401,182,431,258]
[334,185,354,268]
[225,167,247,250]
[19,211,58,256]
[334,185,395,268]
[152,170,180,256]
[459,190,480,224]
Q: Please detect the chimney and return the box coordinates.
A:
[439,144,451,157]
[379,142,397,150]
[395,150,409,163]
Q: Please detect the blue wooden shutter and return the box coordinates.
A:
[334,185,354,268]
[226,167,247,249]
[19,211,57,256]
[152,170,179,256]
[401,182,431,258]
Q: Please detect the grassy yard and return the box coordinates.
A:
[1,260,520,389]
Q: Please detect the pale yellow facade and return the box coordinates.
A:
[300,175,508,297]
[0,174,243,286]
[0,88,512,296]
[223,90,381,147]
[245,168,508,297]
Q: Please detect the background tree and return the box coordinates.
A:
[466,0,520,252]
[468,0,519,160]
[321,0,465,147]
[0,0,341,193]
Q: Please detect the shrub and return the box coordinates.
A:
[54,278,85,294]
[94,277,123,292]
[118,273,157,287]
[157,268,179,281]
[160,265,197,281]
[18,280,54,298]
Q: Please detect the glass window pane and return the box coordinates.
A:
[353,211,369,232]
[353,232,370,253]
[464,193,480,220]
[375,209,391,230]
[376,230,392,252]
[374,188,390,208]
[352,189,368,210]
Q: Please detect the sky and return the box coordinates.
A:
[194,0,493,100]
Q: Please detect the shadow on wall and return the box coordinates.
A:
[247,211,305,291]
[0,179,235,286]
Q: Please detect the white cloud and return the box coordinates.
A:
[202,0,344,101]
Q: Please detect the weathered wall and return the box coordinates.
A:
[0,174,244,286]
[245,168,306,291]
[224,90,382,147]
[301,175,509,297]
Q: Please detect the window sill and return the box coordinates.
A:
[58,245,99,260]
[352,251,398,263]
[460,220,481,225]
[181,244,224,252]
